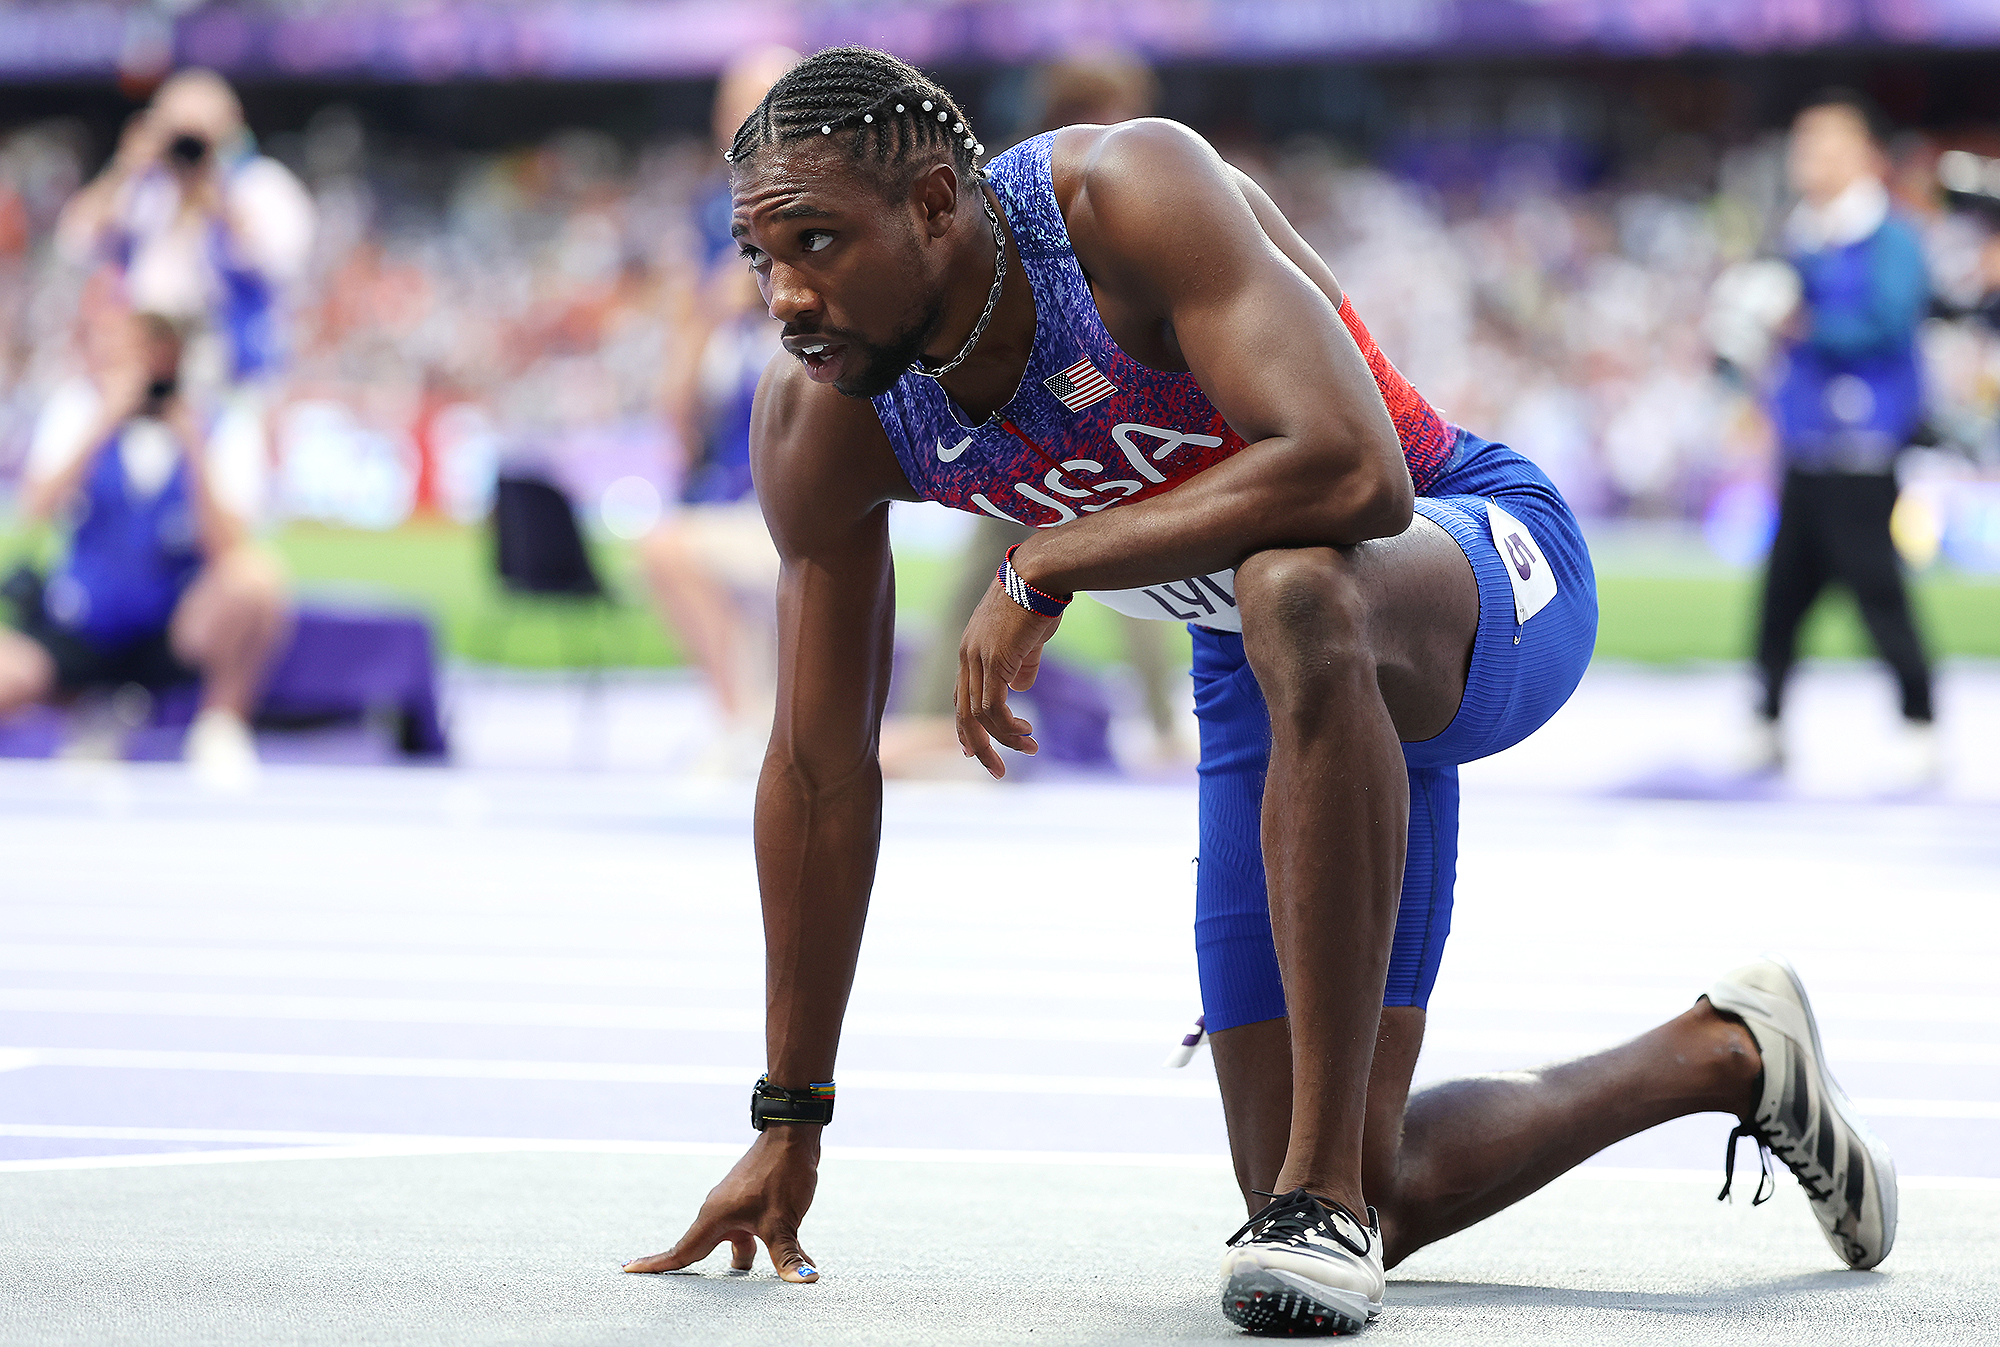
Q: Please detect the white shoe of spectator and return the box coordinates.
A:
[1731,718,1784,777]
[186,707,260,791]
[1885,720,1943,794]
[686,721,768,780]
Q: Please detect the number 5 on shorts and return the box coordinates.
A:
[1485,500,1558,625]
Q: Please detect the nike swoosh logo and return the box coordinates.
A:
[937,434,973,463]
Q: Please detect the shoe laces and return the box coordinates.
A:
[1226,1187,1374,1260]
[1718,1119,1833,1206]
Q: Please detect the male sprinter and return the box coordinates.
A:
[626,49,1896,1333]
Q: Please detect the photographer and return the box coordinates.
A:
[0,309,287,784]
[55,68,313,463]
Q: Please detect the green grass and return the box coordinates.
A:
[271,521,686,669]
[1594,572,2000,663]
[7,519,1997,668]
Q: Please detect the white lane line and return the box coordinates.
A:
[5,1047,1997,1117]
[0,989,1176,1045]
[3,1129,1996,1192]
[9,990,2000,1064]
[4,1047,1221,1098]
[0,1133,1227,1175]
[0,947,1190,1003]
[1853,1098,2000,1119]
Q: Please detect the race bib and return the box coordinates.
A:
[1485,500,1558,625]
[1085,570,1242,632]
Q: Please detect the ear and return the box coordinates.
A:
[911,162,961,240]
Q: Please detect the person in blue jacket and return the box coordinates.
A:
[1753,91,1937,782]
[0,308,288,783]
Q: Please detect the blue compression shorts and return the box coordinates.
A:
[1192,429,1598,1031]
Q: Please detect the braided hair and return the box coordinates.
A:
[725,47,985,196]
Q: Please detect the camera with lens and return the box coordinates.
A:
[166,133,209,168]
[142,374,179,413]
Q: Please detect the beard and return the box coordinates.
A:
[829,291,948,399]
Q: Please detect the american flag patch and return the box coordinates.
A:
[1043,357,1117,413]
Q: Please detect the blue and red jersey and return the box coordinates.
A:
[869,131,1455,628]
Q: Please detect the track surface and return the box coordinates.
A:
[2,663,1996,1344]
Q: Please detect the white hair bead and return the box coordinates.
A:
[863,114,873,123]
[937,111,947,121]
[922,100,933,111]
[964,136,975,147]
[821,125,831,134]
[953,121,963,132]
[896,104,905,113]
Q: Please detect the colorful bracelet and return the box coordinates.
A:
[998,543,1072,618]
[750,1075,836,1130]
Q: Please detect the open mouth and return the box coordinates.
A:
[786,337,849,385]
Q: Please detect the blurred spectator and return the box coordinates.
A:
[0,307,288,785]
[1747,92,1936,781]
[56,70,314,496]
[634,46,796,771]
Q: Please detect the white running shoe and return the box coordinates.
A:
[1731,718,1785,777]
[185,707,260,791]
[1220,1188,1384,1335]
[1706,957,1897,1270]
[1886,720,1944,794]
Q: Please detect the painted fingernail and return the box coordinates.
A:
[797,1263,817,1277]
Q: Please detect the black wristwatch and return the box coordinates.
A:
[750,1075,836,1130]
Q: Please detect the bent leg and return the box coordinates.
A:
[1377,1003,1760,1265]
[170,546,290,717]
[0,629,56,717]
[639,523,752,722]
[1215,1002,1762,1268]
[1232,515,1478,1215]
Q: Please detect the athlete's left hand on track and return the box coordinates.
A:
[956,577,1061,779]
[623,1130,822,1282]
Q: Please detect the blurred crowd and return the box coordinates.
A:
[4,77,2000,542]
[1242,130,2000,526]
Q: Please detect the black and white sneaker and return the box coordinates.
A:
[1706,956,1898,1270]
[1219,1188,1384,1335]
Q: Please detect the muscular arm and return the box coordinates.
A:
[748,358,908,1091]
[627,360,910,1281]
[1011,121,1412,596]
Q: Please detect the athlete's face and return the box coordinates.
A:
[731,142,957,399]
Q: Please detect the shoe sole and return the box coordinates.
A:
[1221,1267,1380,1336]
[1768,955,1899,1269]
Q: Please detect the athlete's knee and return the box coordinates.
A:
[1236,547,1374,711]
[0,634,55,710]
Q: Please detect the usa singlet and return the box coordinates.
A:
[869,131,1457,634]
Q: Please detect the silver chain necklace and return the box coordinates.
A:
[910,184,1006,381]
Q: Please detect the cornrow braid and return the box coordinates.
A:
[725,46,986,191]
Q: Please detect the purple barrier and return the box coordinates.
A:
[884,638,1115,773]
[0,603,447,762]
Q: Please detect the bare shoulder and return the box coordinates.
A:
[1049,118,1222,204]
[1051,120,1266,303]
[1051,119,1344,315]
[751,353,914,558]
